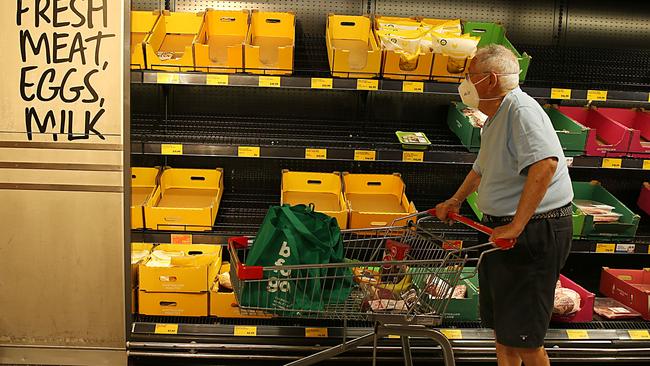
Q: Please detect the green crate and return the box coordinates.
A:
[572,181,640,240]
[463,21,531,82]
[447,102,481,153]
[544,107,590,157]
[410,267,480,321]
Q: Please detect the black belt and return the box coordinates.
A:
[482,203,572,224]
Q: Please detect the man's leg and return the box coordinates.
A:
[495,342,522,366]
[516,345,550,366]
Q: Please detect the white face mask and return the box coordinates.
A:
[458,73,517,108]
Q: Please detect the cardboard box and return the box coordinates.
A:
[145,168,223,231]
[209,263,272,318]
[343,173,416,229]
[194,9,249,73]
[326,14,381,79]
[131,167,159,229]
[131,11,160,70]
[139,290,209,316]
[245,11,295,75]
[552,274,595,323]
[144,11,204,71]
[131,243,154,289]
[281,170,349,229]
[600,267,650,320]
[595,108,650,159]
[139,244,222,293]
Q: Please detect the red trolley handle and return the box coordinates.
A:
[426,208,516,249]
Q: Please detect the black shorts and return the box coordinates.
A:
[478,216,572,348]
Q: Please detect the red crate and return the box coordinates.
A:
[638,182,650,216]
[599,267,650,320]
[596,108,650,158]
[558,106,632,157]
[552,274,595,323]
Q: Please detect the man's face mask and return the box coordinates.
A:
[458,72,519,108]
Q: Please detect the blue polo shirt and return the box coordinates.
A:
[472,87,573,217]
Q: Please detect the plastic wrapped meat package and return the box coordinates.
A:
[461,107,488,128]
[594,297,642,319]
[574,199,623,223]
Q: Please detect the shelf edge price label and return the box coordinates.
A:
[628,330,650,340]
[234,326,257,337]
[440,329,462,339]
[403,151,424,162]
[305,327,328,338]
[602,158,622,169]
[207,74,229,86]
[403,81,424,93]
[259,76,281,88]
[311,78,333,89]
[305,148,327,160]
[161,144,183,155]
[357,79,379,91]
[566,330,589,339]
[596,243,615,253]
[154,324,178,334]
[170,234,192,245]
[157,73,180,84]
[551,88,572,100]
[387,334,400,339]
[354,150,376,161]
[587,90,607,101]
[643,160,650,170]
[238,146,260,158]
[615,244,635,253]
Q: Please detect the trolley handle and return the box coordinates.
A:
[425,208,516,249]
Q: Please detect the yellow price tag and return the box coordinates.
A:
[305,148,327,160]
[259,76,281,87]
[628,330,650,340]
[357,79,379,91]
[596,243,615,253]
[387,334,401,339]
[551,88,572,100]
[602,158,622,169]
[170,234,192,245]
[648,93,650,103]
[354,150,376,161]
[403,81,424,93]
[403,151,424,162]
[238,146,260,158]
[587,90,607,101]
[643,160,650,170]
[311,78,333,89]
[154,324,178,334]
[206,74,229,86]
[440,329,462,339]
[161,144,183,155]
[566,330,589,339]
[305,328,328,338]
[234,326,257,336]
[157,73,180,84]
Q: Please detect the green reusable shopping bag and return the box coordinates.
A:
[240,204,353,315]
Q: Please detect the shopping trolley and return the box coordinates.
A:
[228,209,515,366]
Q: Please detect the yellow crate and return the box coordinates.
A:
[374,16,434,81]
[144,11,204,71]
[139,290,208,316]
[194,9,249,73]
[326,14,381,79]
[245,11,295,75]
[422,18,474,82]
[131,11,160,70]
[342,172,416,229]
[210,263,272,318]
[139,244,222,293]
[144,168,223,231]
[281,170,349,229]
[131,242,155,289]
[131,167,160,229]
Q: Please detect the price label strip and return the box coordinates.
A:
[305,327,328,338]
[354,150,376,161]
[403,81,424,93]
[566,330,589,339]
[596,243,616,253]
[551,88,572,100]
[238,146,260,158]
[357,79,379,91]
[234,326,257,337]
[154,324,178,334]
[628,330,650,340]
[170,234,192,245]
[587,90,607,101]
[259,76,281,88]
[440,329,462,339]
[311,78,333,89]
[387,334,401,339]
[643,160,650,170]
[403,151,424,162]
[602,158,622,169]
[157,73,180,84]
[161,144,183,155]
[305,148,327,160]
[207,74,229,86]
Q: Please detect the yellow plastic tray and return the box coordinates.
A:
[144,168,223,231]
[139,244,222,293]
[131,11,160,70]
[131,167,160,229]
[326,14,381,79]
[194,9,249,73]
[374,16,434,81]
[281,170,349,229]
[422,18,473,82]
[343,172,416,229]
[245,11,295,75]
[139,290,208,316]
[144,11,204,71]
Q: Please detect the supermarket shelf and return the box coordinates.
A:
[131,69,650,104]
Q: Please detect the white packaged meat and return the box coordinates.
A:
[553,287,581,315]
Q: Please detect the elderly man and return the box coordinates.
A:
[436,45,573,366]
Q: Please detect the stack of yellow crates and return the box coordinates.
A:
[131,243,154,314]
